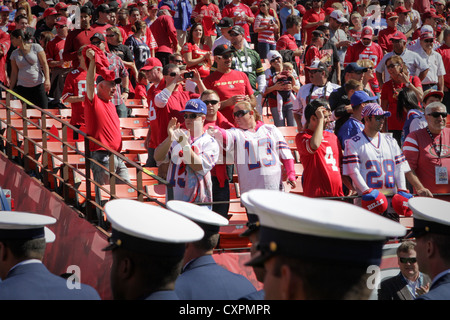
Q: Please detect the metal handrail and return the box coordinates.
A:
[0,84,172,230]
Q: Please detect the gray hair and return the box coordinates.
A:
[425,101,446,114]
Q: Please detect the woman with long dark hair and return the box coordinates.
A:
[181,23,212,78]
[9,29,50,108]
[397,87,426,145]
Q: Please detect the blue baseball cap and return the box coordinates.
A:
[350,91,378,107]
[344,62,368,74]
[180,99,207,115]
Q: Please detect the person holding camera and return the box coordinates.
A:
[181,22,213,79]
[153,63,207,150]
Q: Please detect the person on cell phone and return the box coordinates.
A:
[380,55,423,146]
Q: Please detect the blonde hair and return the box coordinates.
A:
[107,26,123,43]
[17,1,33,25]
[235,101,261,122]
[357,59,375,68]
[283,62,294,70]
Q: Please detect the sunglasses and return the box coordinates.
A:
[221,54,233,59]
[173,60,184,63]
[424,39,434,43]
[270,57,281,63]
[183,113,201,119]
[91,41,102,46]
[203,100,219,105]
[427,112,448,118]
[370,115,386,121]
[106,34,116,37]
[229,32,240,37]
[168,72,177,77]
[386,63,399,69]
[399,257,417,264]
[234,109,250,118]
[309,69,323,74]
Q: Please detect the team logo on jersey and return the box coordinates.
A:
[429,144,450,158]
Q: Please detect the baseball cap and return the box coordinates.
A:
[55,2,69,10]
[330,10,348,23]
[391,31,407,41]
[0,211,57,244]
[306,60,328,72]
[350,91,378,107]
[217,17,233,28]
[423,88,444,102]
[422,11,439,20]
[345,62,368,74]
[140,57,162,71]
[361,103,391,118]
[228,25,245,36]
[420,25,435,39]
[43,7,59,18]
[361,26,374,40]
[55,16,68,26]
[395,6,410,14]
[241,190,406,268]
[90,32,105,42]
[312,29,325,38]
[267,50,282,62]
[97,4,113,14]
[386,12,399,20]
[167,200,229,234]
[103,199,204,254]
[160,5,175,16]
[180,99,207,115]
[0,5,10,12]
[408,197,450,238]
[96,75,122,85]
[44,0,55,5]
[213,44,234,56]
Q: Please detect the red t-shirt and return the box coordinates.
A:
[134,83,147,100]
[46,35,68,66]
[63,27,97,68]
[276,32,300,67]
[181,42,211,78]
[377,26,397,53]
[147,80,165,149]
[150,15,178,53]
[436,44,450,90]
[191,2,222,36]
[154,86,199,145]
[0,29,11,84]
[380,75,422,131]
[222,2,254,42]
[203,69,254,123]
[403,127,450,197]
[302,8,326,46]
[84,94,122,152]
[295,129,344,197]
[62,68,88,126]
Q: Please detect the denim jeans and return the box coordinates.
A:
[258,42,276,60]
[91,150,130,186]
[270,103,295,127]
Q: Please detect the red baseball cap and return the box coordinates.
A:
[395,6,410,14]
[361,26,374,39]
[386,12,399,19]
[141,57,162,71]
[160,5,175,16]
[43,7,59,18]
[390,31,407,41]
[55,2,69,10]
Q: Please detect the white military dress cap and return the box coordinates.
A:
[166,200,228,233]
[241,190,407,267]
[103,199,204,256]
[0,211,56,243]
[408,197,450,237]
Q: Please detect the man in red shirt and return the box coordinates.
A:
[295,98,348,198]
[378,12,399,54]
[203,44,256,123]
[150,6,178,66]
[84,46,130,187]
[63,6,96,68]
[276,14,304,73]
[437,28,450,112]
[91,3,113,38]
[302,0,326,46]
[222,0,254,42]
[47,16,71,101]
[0,27,10,99]
[62,47,88,135]
[191,0,222,49]
[344,26,383,94]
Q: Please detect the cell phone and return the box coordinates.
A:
[183,71,194,79]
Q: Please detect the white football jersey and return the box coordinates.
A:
[164,132,220,205]
[343,131,410,196]
[222,124,294,194]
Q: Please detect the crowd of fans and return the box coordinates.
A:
[0,0,449,219]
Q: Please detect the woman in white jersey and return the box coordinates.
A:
[211,101,297,195]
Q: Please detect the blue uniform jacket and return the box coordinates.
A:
[416,272,450,300]
[175,255,257,300]
[0,262,101,300]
